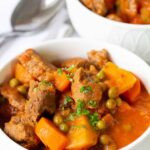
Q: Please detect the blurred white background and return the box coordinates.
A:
[0,0,76,55]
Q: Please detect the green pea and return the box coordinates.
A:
[100,134,111,145]
[53,114,63,125]
[59,123,69,133]
[108,87,118,99]
[97,70,105,80]
[96,120,106,130]
[17,85,27,94]
[116,97,122,106]
[9,78,20,88]
[106,99,117,110]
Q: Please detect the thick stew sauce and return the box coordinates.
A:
[81,0,150,24]
[0,49,150,150]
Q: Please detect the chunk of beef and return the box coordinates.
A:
[18,49,56,82]
[25,80,56,123]
[81,0,94,9]
[92,0,107,15]
[117,0,137,21]
[4,80,56,149]
[71,68,102,104]
[0,84,26,112]
[4,114,37,148]
[81,0,107,15]
[61,57,90,69]
[88,49,109,69]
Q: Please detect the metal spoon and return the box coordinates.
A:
[0,0,64,46]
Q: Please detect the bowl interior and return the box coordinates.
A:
[0,38,150,150]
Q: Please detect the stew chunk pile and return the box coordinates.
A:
[80,0,150,24]
[0,49,150,150]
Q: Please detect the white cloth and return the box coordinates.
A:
[0,0,77,56]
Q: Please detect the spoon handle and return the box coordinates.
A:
[0,31,20,47]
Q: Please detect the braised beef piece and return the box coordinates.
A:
[18,49,56,82]
[5,114,37,148]
[25,80,56,123]
[61,57,90,69]
[4,80,56,149]
[0,84,26,112]
[88,49,109,69]
[81,0,107,15]
[71,67,102,104]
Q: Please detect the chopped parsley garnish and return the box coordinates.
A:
[64,96,72,105]
[76,100,85,115]
[80,86,92,93]
[76,100,90,116]
[88,100,98,108]
[67,64,75,72]
[66,100,100,128]
[76,100,99,127]
[57,68,63,75]
[88,112,99,127]
[66,74,73,82]
[67,113,76,121]
[40,80,53,86]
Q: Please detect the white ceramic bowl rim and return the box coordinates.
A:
[77,0,150,29]
[0,38,150,150]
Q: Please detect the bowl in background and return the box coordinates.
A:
[66,0,150,64]
[0,38,150,150]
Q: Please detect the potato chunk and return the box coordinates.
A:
[66,115,98,150]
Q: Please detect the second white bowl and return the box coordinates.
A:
[66,0,150,64]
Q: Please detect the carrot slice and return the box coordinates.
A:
[103,62,137,94]
[15,63,33,83]
[54,70,70,92]
[123,77,141,103]
[35,117,68,150]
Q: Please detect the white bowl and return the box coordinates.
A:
[66,0,150,64]
[0,38,150,150]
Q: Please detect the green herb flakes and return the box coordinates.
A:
[66,74,73,82]
[40,80,53,87]
[67,113,76,121]
[80,86,92,94]
[64,96,72,105]
[57,68,63,75]
[67,64,75,72]
[88,112,99,127]
[88,100,97,108]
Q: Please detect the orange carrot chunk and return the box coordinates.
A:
[123,77,141,103]
[103,62,137,94]
[35,117,68,150]
[54,70,70,92]
[15,63,33,83]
